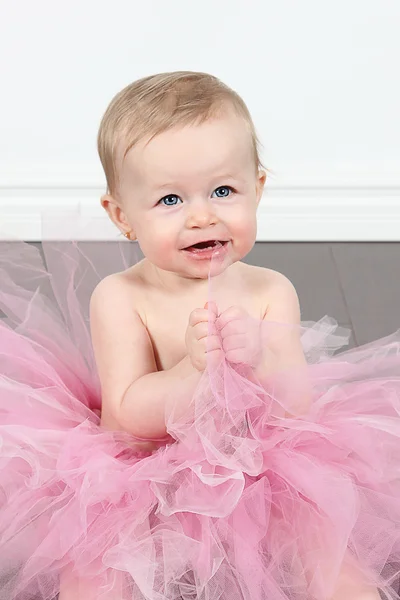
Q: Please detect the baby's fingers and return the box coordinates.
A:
[222,333,245,352]
[204,336,224,367]
[189,308,210,327]
[189,303,219,327]
[194,321,218,341]
[204,301,219,317]
[219,319,247,337]
[204,334,222,352]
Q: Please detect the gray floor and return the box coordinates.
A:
[244,243,400,349]
[1,242,400,350]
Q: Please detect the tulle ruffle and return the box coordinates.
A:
[1,210,400,599]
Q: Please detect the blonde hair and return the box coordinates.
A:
[97,71,266,198]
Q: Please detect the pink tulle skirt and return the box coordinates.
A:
[1,211,400,599]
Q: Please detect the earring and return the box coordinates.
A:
[124,230,132,240]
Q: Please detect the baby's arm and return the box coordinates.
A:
[253,271,312,417]
[89,275,201,441]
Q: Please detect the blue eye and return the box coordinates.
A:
[157,185,235,206]
[158,195,182,207]
[213,186,234,198]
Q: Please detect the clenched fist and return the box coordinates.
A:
[216,305,263,368]
[185,301,224,371]
[186,302,263,372]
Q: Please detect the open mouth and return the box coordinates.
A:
[183,240,228,251]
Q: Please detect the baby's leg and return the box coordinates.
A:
[58,570,100,600]
[330,561,381,600]
[58,569,125,600]
[58,567,141,600]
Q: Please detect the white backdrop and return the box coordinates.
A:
[0,0,399,240]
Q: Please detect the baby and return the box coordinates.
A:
[90,71,308,439]
[84,71,380,600]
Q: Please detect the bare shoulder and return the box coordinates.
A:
[238,262,299,320]
[90,260,146,308]
[90,270,129,299]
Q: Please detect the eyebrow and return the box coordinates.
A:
[152,174,240,191]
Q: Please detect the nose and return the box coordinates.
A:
[185,198,218,228]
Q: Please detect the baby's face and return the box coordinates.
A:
[116,109,265,280]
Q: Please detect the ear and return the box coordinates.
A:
[100,194,137,240]
[255,169,267,206]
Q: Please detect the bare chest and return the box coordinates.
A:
[135,266,267,371]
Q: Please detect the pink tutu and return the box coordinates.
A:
[1,210,400,600]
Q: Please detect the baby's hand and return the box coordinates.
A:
[216,306,263,368]
[185,302,224,371]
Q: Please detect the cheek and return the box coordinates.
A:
[139,219,177,256]
[155,236,176,255]
[229,204,257,237]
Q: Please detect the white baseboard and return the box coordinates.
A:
[1,184,399,241]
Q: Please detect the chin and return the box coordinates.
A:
[188,257,239,280]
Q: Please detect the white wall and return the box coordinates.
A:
[0,0,399,240]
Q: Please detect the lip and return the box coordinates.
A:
[181,240,230,261]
